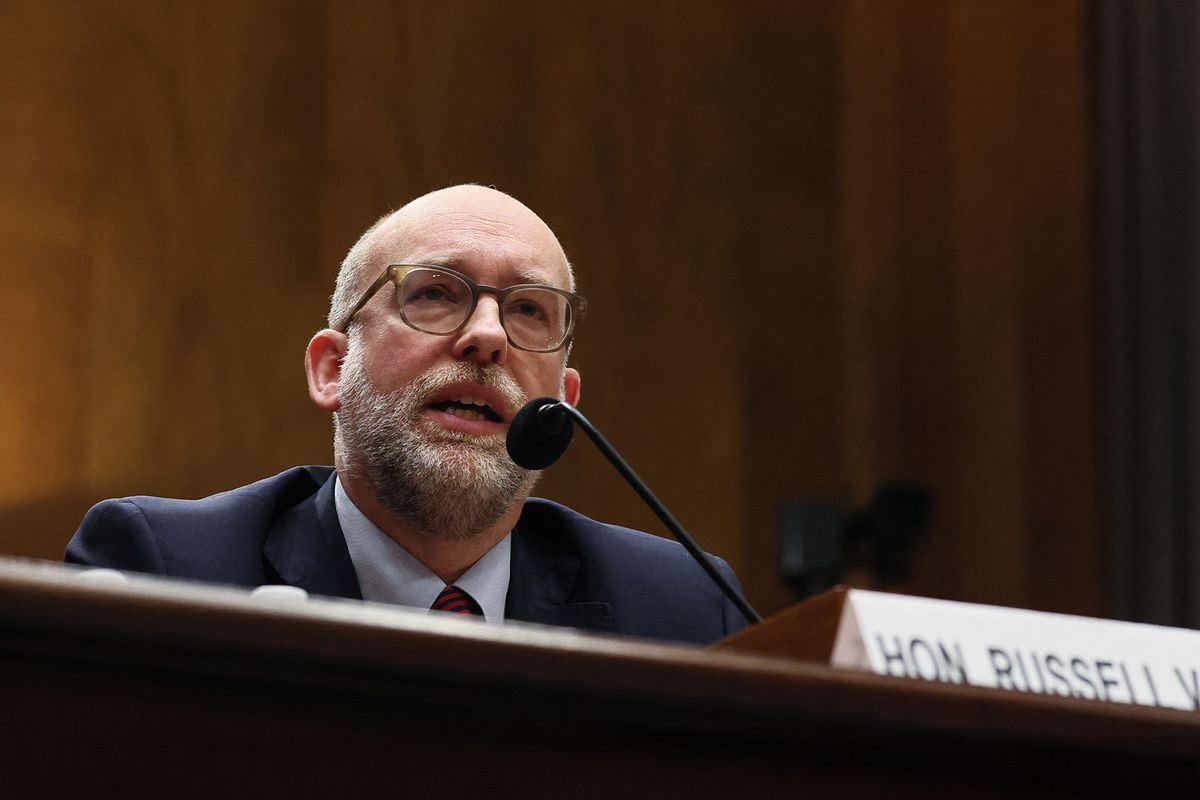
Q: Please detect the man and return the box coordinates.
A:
[67,185,747,645]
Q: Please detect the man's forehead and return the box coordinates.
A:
[369,195,571,286]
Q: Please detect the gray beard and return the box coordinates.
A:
[335,352,536,541]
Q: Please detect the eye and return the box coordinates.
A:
[506,297,548,320]
[405,281,463,305]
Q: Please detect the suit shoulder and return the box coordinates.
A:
[519,497,731,566]
[66,466,334,576]
[118,465,334,519]
[67,497,167,572]
[519,497,660,545]
[519,497,745,639]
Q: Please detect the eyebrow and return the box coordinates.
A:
[512,269,555,287]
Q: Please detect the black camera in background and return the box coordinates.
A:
[779,484,933,598]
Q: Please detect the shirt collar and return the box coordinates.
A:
[334,475,511,623]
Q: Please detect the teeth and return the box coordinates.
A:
[437,394,494,422]
[455,395,488,407]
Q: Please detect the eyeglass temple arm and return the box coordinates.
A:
[332,269,396,333]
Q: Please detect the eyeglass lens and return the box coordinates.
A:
[398,268,571,351]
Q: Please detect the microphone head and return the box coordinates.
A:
[506,397,574,470]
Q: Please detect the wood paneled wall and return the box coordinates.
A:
[0,1,1096,618]
[827,0,1097,616]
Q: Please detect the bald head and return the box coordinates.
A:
[328,186,574,330]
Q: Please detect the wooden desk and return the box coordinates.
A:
[1,559,1196,796]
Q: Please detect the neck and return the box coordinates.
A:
[339,472,523,584]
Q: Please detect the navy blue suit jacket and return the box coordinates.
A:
[66,466,748,645]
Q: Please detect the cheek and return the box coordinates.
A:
[356,327,428,388]
[515,360,567,398]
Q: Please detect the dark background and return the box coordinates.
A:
[2,0,1193,626]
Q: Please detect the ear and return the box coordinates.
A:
[563,367,581,406]
[306,329,348,411]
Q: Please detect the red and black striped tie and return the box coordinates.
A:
[430,585,483,616]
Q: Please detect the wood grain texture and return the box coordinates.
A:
[838,0,1097,614]
[4,562,1197,795]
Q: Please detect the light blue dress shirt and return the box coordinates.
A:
[334,476,511,623]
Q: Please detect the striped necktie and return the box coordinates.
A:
[431,584,483,616]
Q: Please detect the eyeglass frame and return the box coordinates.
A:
[332,263,587,353]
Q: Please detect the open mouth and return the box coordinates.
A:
[429,395,504,423]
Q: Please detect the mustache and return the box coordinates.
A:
[408,362,528,415]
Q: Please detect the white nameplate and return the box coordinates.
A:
[829,590,1200,711]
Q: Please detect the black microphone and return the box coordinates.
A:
[505,398,762,625]
[506,397,574,470]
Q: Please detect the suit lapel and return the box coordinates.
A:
[262,472,362,600]
[261,476,605,630]
[506,520,610,633]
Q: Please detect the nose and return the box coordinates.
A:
[450,294,509,365]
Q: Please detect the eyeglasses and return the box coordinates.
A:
[334,264,587,353]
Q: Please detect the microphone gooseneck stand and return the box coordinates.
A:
[513,399,762,625]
